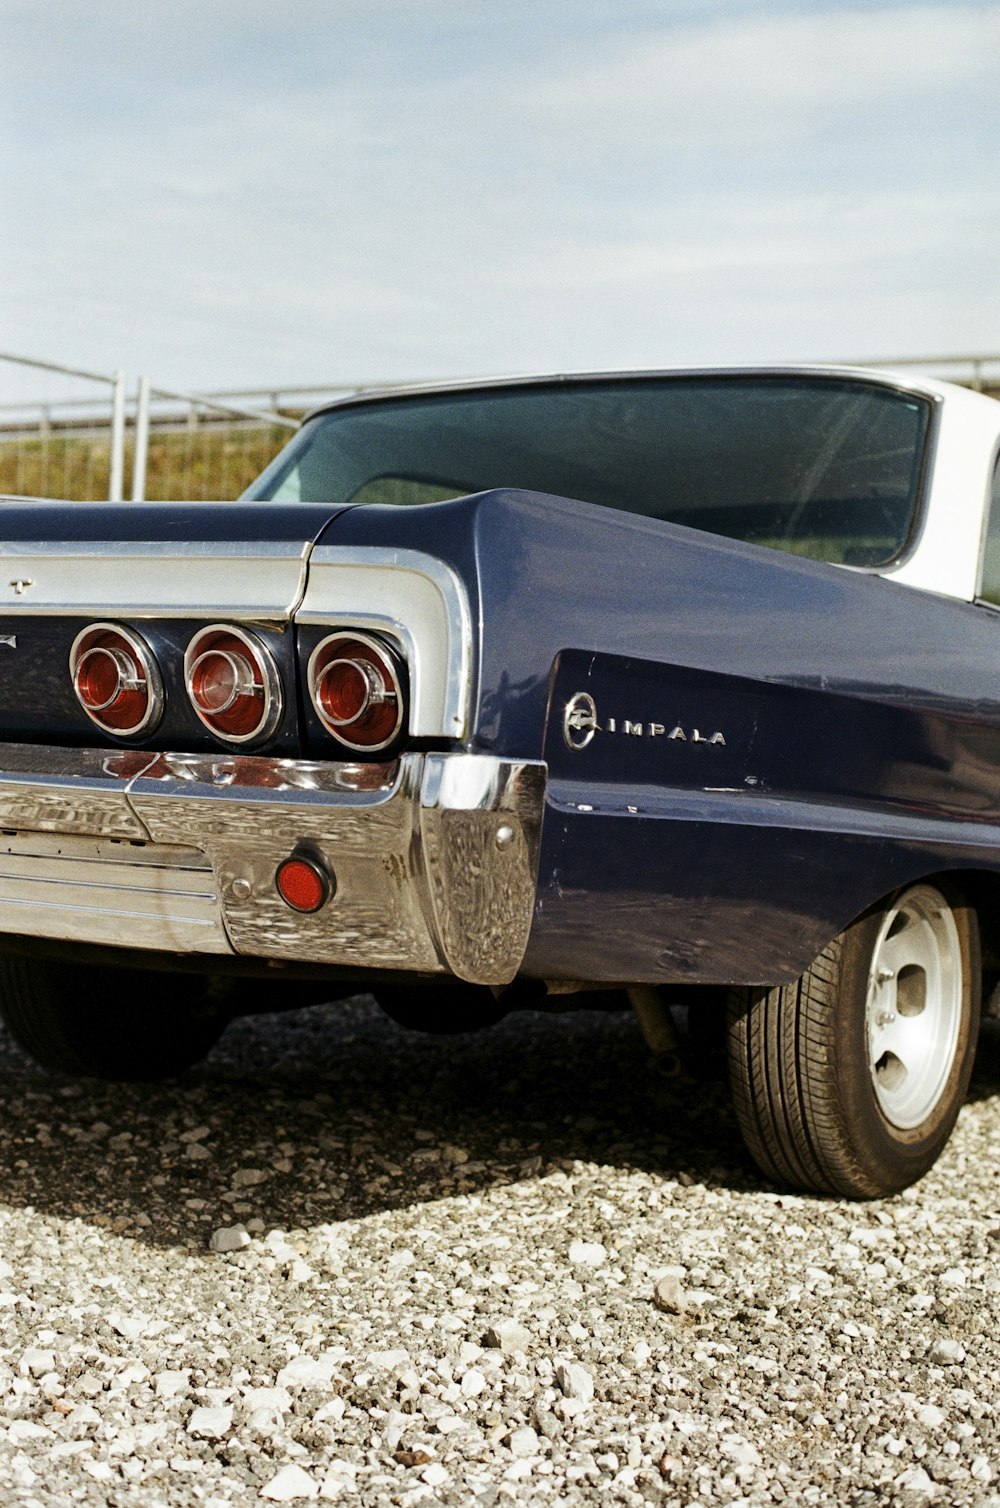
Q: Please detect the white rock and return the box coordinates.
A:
[568,1240,607,1267]
[318,1462,358,1499]
[927,1338,966,1366]
[653,1269,687,1314]
[461,1367,487,1397]
[382,1409,409,1450]
[8,1420,51,1442]
[313,1397,346,1423]
[209,1225,251,1253]
[248,1408,284,1435]
[894,1466,937,1498]
[155,1371,190,1399]
[720,1434,762,1468]
[971,1456,994,1484]
[420,1463,449,1488]
[186,1405,233,1439]
[485,1320,531,1354]
[82,1459,115,1482]
[260,1464,319,1500]
[199,1386,234,1408]
[243,1387,292,1413]
[64,1405,101,1428]
[848,1227,895,1248]
[19,1348,55,1376]
[277,1355,339,1389]
[916,1404,946,1428]
[367,1348,410,1372]
[109,1313,150,1340]
[509,1425,540,1458]
[555,1395,586,1421]
[555,1361,594,1404]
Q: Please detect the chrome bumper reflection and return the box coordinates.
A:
[0,745,546,986]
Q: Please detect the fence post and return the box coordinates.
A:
[132,375,151,502]
[109,369,126,501]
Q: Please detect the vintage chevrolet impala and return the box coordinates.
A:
[1,367,999,1199]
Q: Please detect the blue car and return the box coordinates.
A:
[1,366,999,1199]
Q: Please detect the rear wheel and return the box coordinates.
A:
[0,956,231,1080]
[726,882,980,1198]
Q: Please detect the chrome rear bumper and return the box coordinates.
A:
[0,745,546,986]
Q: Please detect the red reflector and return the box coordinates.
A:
[275,855,332,913]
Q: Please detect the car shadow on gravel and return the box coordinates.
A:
[0,994,755,1249]
[966,1017,1000,1098]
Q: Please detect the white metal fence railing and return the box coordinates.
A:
[129,380,298,502]
[0,352,127,501]
[844,353,1000,394]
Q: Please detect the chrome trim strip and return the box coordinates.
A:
[297,548,472,740]
[0,745,545,984]
[0,832,230,953]
[0,541,311,617]
[0,745,156,839]
[299,364,972,422]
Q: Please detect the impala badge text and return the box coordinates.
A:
[563,692,726,752]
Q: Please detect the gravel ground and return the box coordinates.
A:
[2,994,1000,1506]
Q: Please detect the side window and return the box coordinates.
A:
[979,458,1000,606]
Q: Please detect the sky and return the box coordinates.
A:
[1,0,998,402]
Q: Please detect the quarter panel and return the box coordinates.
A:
[322,489,1000,984]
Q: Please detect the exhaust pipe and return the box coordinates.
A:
[628,986,682,1078]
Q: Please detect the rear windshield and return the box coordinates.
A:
[245,375,932,567]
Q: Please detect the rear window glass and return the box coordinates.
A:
[246,376,932,568]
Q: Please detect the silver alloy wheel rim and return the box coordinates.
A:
[866,884,963,1131]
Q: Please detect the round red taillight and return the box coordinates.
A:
[70,624,163,737]
[308,632,405,752]
[275,854,334,913]
[184,625,281,744]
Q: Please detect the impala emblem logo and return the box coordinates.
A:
[563,692,600,750]
[563,691,727,752]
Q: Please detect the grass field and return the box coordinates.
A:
[0,425,290,502]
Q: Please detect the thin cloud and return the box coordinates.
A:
[0,1,997,390]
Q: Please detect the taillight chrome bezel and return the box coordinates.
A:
[184,624,283,745]
[70,622,164,738]
[307,630,405,753]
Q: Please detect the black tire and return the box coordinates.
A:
[726,881,980,1198]
[375,982,509,1035]
[0,956,231,1080]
